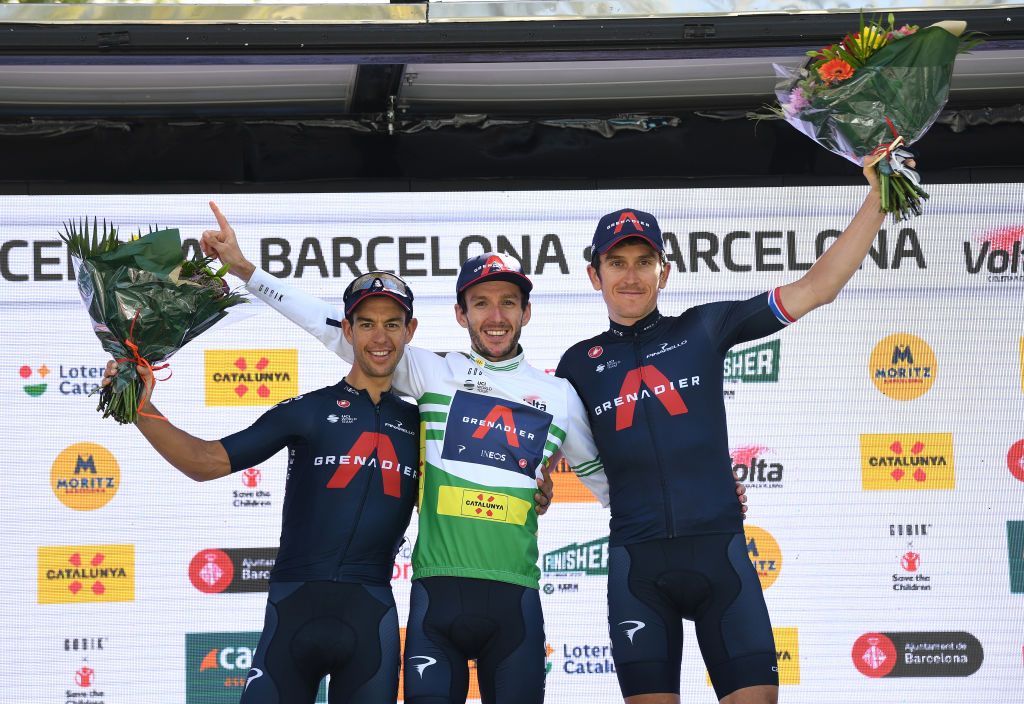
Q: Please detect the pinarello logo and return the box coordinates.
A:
[189,549,235,594]
[853,633,897,677]
[240,468,261,488]
[19,363,49,397]
[337,400,350,408]
[588,346,603,359]
[1008,439,1024,483]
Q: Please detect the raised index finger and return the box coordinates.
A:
[208,200,231,232]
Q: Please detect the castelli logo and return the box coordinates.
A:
[337,400,351,408]
[588,346,603,359]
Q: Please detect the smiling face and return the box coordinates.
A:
[454,280,531,362]
[588,239,670,325]
[342,296,417,384]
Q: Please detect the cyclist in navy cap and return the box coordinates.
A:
[104,267,421,703]
[557,165,901,704]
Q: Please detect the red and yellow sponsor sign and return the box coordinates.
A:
[204,349,298,406]
[860,433,955,490]
[38,544,134,604]
[550,458,599,504]
[50,442,120,511]
[437,487,530,525]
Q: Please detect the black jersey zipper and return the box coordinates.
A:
[634,335,676,539]
[333,396,383,581]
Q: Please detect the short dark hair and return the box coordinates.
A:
[590,236,668,277]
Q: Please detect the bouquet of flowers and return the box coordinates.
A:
[63,218,246,424]
[762,15,980,220]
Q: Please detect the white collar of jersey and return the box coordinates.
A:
[466,346,525,372]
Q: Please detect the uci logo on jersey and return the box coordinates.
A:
[440,392,551,477]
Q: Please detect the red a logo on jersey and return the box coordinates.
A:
[472,405,520,447]
[613,211,644,234]
[616,366,688,430]
[327,432,402,497]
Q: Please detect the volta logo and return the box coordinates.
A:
[869,333,937,400]
[860,433,955,490]
[599,365,689,431]
[744,525,782,590]
[852,631,983,678]
[189,548,277,594]
[50,442,120,511]
[38,544,134,604]
[731,445,784,488]
[204,349,297,406]
[1008,521,1024,594]
[964,225,1023,282]
[19,363,49,396]
[324,432,405,498]
[1008,440,1024,482]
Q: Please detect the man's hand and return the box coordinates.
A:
[535,464,553,516]
[201,201,256,282]
[102,360,155,412]
[734,470,748,519]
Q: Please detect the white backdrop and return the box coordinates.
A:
[1,184,1022,704]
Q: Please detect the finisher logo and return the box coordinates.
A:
[542,536,609,576]
[189,548,277,594]
[51,442,120,511]
[593,365,696,430]
[852,631,983,678]
[441,391,550,476]
[744,525,781,590]
[869,333,937,400]
[204,349,297,406]
[860,433,955,490]
[723,339,780,384]
[38,544,134,604]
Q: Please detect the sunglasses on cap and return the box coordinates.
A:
[343,271,414,316]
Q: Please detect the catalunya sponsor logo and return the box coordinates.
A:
[205,349,297,406]
[860,433,954,490]
[38,545,134,604]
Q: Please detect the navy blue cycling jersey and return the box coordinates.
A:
[220,379,419,584]
[556,290,793,545]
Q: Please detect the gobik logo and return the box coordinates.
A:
[723,339,781,384]
[869,333,937,400]
[744,526,781,590]
[50,442,120,511]
[860,433,955,490]
[731,445,784,489]
[852,632,983,677]
[19,363,49,396]
[204,349,298,406]
[963,225,1024,283]
[189,548,276,594]
[186,632,327,703]
[38,545,134,604]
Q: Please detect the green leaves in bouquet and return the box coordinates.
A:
[60,217,120,261]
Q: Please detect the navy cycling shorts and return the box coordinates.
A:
[607,533,778,700]
[240,581,399,704]
[404,576,546,704]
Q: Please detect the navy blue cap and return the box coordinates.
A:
[456,252,533,296]
[343,271,414,317]
[591,209,664,256]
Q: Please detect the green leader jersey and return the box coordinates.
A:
[247,269,609,589]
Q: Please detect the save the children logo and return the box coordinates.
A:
[869,333,937,400]
[204,349,297,406]
[51,442,120,511]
